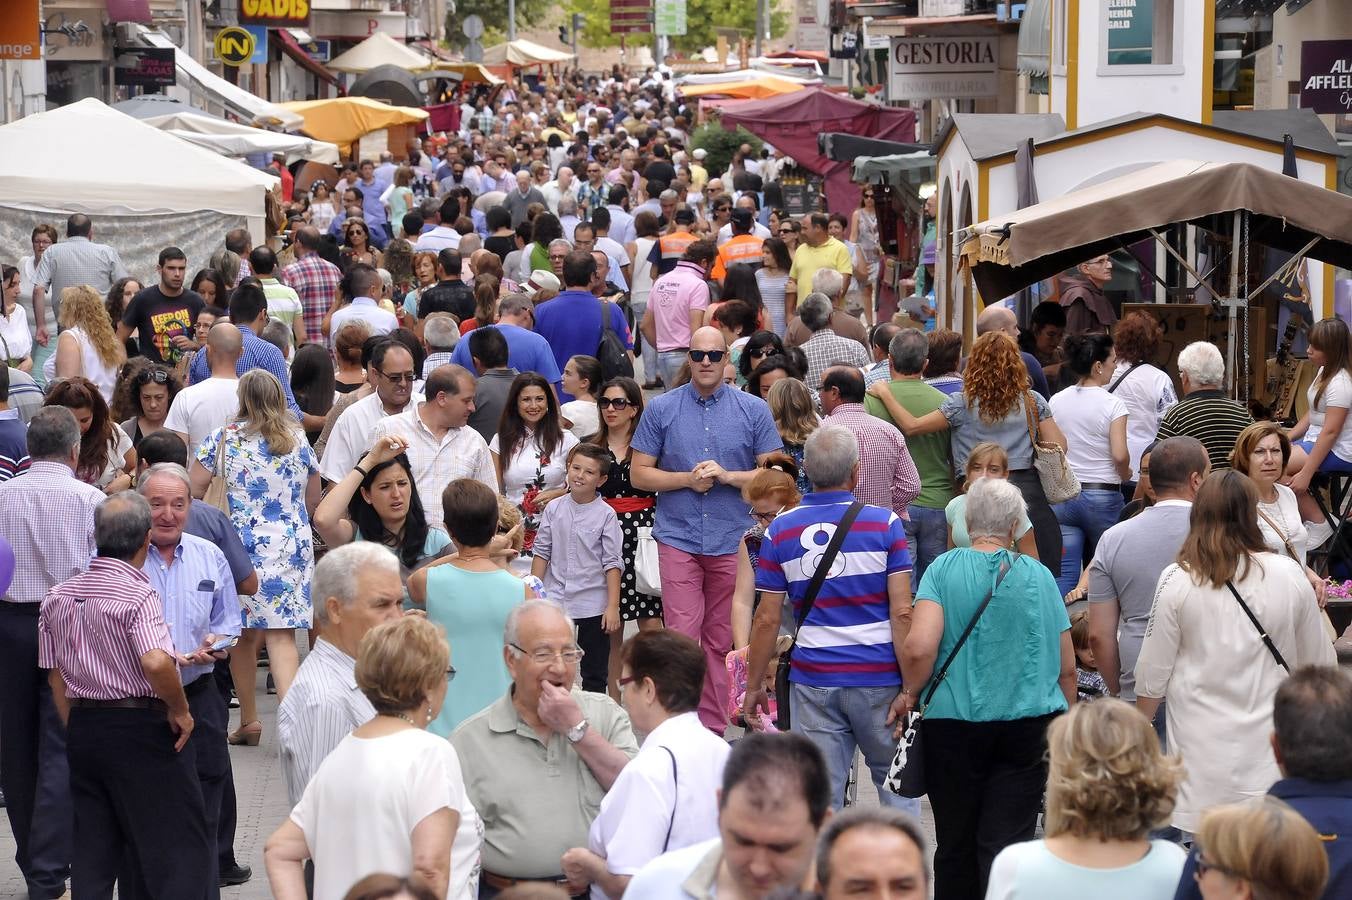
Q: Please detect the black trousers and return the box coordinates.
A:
[574,615,610,694]
[67,706,211,900]
[1008,469,1062,578]
[211,658,240,869]
[922,714,1056,900]
[0,602,71,899]
[186,676,232,898]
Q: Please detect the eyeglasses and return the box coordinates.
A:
[779,228,795,235]
[1194,853,1235,882]
[688,349,726,363]
[598,397,634,409]
[509,642,585,664]
[377,370,417,384]
[749,347,774,359]
[446,665,458,682]
[618,674,637,688]
[749,506,785,523]
[136,369,171,386]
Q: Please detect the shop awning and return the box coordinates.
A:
[1017,0,1051,76]
[276,28,344,88]
[681,75,809,100]
[279,96,429,145]
[139,112,341,164]
[138,27,304,131]
[481,39,574,67]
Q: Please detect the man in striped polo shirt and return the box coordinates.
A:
[1155,341,1252,473]
[744,423,917,816]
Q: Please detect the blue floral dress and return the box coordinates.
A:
[198,424,319,629]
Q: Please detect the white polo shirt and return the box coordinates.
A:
[586,712,729,898]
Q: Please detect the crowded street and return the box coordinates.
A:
[2,1,1352,899]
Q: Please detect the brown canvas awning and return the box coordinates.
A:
[959,159,1352,303]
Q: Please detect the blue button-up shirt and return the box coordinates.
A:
[187,324,302,420]
[632,383,782,556]
[142,532,240,684]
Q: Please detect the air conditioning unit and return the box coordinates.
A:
[115,21,140,46]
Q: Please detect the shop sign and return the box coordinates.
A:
[43,9,104,62]
[215,26,256,67]
[889,35,997,99]
[114,46,175,86]
[1299,40,1352,114]
[242,25,269,65]
[1106,0,1153,66]
[239,0,311,29]
[0,0,41,60]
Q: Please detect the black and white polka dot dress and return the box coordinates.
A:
[601,448,664,622]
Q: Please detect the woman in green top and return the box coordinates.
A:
[945,442,1038,558]
[409,478,536,737]
[313,434,450,573]
[900,476,1074,900]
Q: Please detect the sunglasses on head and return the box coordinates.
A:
[136,369,170,385]
[688,349,726,363]
[598,397,633,409]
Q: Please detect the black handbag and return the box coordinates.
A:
[886,555,1015,798]
[775,502,865,731]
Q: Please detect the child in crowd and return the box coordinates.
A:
[531,443,624,693]
[1070,610,1109,702]
[945,442,1039,556]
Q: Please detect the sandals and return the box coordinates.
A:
[228,720,262,746]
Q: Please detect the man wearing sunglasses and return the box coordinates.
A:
[632,326,783,734]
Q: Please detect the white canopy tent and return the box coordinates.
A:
[140,112,341,164]
[0,99,278,279]
[481,39,574,67]
[327,32,433,73]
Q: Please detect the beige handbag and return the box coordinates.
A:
[202,427,232,513]
[1023,392,1080,505]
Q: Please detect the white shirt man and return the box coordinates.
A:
[164,324,243,458]
[329,296,398,338]
[414,223,461,253]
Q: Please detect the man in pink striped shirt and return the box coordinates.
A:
[40,491,212,898]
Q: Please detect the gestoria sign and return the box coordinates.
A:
[0,1,41,60]
[239,0,311,28]
[890,35,998,99]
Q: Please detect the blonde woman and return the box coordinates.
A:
[1193,797,1328,900]
[986,699,1186,899]
[45,284,125,403]
[191,370,322,746]
[945,442,1039,558]
[766,376,818,497]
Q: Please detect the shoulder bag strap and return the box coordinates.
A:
[918,554,1017,712]
[1256,508,1301,563]
[1224,579,1292,673]
[1023,391,1039,447]
[1106,362,1143,394]
[791,501,866,632]
[661,746,678,852]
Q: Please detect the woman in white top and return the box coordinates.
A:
[1107,312,1177,495]
[1287,317,1352,536]
[562,631,730,899]
[986,699,1185,900]
[264,615,482,900]
[0,266,33,372]
[1134,470,1335,834]
[754,238,792,336]
[560,355,602,440]
[1048,333,1131,591]
[44,285,124,404]
[490,373,580,573]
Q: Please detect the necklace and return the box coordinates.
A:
[386,712,418,728]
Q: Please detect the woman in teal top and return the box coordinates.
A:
[900,477,1074,900]
[312,435,450,574]
[408,478,535,737]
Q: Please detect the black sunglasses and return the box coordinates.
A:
[136,369,170,385]
[688,350,726,363]
[749,347,775,359]
[598,397,634,409]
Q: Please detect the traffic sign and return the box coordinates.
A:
[462,14,484,39]
[214,26,255,67]
[655,0,685,36]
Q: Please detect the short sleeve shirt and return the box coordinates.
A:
[941,391,1052,473]
[122,285,204,364]
[631,384,783,556]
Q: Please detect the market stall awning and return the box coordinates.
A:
[1017,0,1051,76]
[138,27,304,131]
[852,151,935,185]
[425,61,505,85]
[959,159,1352,302]
[139,112,341,164]
[279,96,429,146]
[681,75,808,100]
[480,39,574,67]
[326,32,433,74]
[112,93,217,121]
[275,28,344,87]
[678,68,820,85]
[820,132,926,162]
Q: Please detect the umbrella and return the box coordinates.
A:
[424,61,505,85]
[327,32,433,74]
[681,76,808,100]
[278,96,429,146]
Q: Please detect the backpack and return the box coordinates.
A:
[596,299,635,381]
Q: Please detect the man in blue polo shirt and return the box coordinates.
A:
[744,422,917,815]
[533,251,631,400]
[449,293,561,390]
[632,326,782,733]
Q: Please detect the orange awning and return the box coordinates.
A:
[681,76,806,100]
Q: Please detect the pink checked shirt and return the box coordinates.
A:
[822,403,921,519]
[281,253,343,349]
[0,460,103,605]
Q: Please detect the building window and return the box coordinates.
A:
[1099,0,1182,74]
[1052,0,1067,71]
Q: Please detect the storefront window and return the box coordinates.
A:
[1212,4,1272,112]
[1100,0,1181,72]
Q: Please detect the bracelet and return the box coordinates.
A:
[353,464,369,478]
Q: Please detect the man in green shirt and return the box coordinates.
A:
[865,328,954,581]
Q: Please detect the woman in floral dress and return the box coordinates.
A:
[489,373,579,575]
[192,370,321,746]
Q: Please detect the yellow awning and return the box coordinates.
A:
[680,76,807,100]
[279,96,429,146]
[425,61,505,85]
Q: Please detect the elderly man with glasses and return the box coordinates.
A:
[452,600,638,898]
[1058,253,1118,336]
[317,340,422,485]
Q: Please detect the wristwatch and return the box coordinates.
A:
[566,718,590,744]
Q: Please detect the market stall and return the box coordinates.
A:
[680,75,809,101]
[327,33,434,74]
[136,112,341,164]
[279,96,430,153]
[481,39,573,68]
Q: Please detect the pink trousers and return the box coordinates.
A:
[657,541,738,733]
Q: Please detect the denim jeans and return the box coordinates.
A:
[903,505,947,585]
[1053,488,1123,573]
[790,683,920,816]
[657,350,688,388]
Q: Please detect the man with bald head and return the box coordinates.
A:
[281,225,343,349]
[973,306,1050,398]
[632,327,783,733]
[165,323,243,458]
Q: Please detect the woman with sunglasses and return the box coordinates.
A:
[778,219,802,255]
[738,331,787,384]
[756,238,793,336]
[339,219,382,274]
[119,363,180,447]
[731,453,802,649]
[850,186,882,292]
[591,376,663,697]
